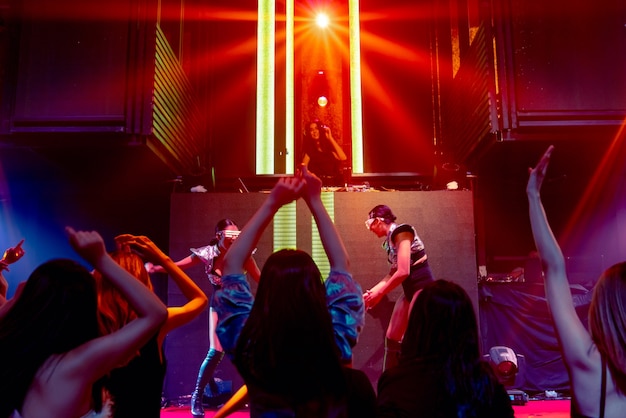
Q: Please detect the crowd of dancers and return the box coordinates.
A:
[1,147,625,417]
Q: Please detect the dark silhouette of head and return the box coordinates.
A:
[0,259,101,416]
[234,249,346,409]
[401,280,504,417]
[402,280,478,362]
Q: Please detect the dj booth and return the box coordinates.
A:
[162,189,477,399]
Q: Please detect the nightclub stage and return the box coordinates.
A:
[164,190,478,399]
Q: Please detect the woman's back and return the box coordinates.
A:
[0,228,167,418]
[244,366,374,418]
[216,169,374,417]
[18,353,102,418]
[570,347,626,418]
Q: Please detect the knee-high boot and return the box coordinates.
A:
[383,338,402,372]
[191,348,225,417]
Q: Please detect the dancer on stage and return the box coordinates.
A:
[146,219,260,417]
[364,205,435,371]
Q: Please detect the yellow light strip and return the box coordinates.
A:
[348,0,364,173]
[285,0,295,174]
[256,0,275,174]
[273,201,298,251]
[311,192,334,278]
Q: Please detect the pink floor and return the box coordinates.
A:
[160,399,570,417]
[160,406,249,417]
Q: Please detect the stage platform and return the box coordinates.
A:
[164,190,477,400]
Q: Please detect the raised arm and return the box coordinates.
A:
[1,239,25,265]
[115,234,208,339]
[300,165,350,274]
[526,146,594,369]
[324,127,347,161]
[0,266,7,306]
[301,166,364,362]
[244,256,261,282]
[145,254,200,274]
[64,227,167,383]
[223,177,304,276]
[0,239,26,302]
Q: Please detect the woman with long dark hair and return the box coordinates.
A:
[214,166,375,417]
[0,228,167,418]
[301,119,347,187]
[377,279,514,417]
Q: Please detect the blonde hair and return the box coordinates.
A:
[589,261,626,393]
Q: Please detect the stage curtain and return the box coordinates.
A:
[479,282,592,393]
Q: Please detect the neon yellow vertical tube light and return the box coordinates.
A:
[285,0,295,174]
[256,0,275,174]
[274,202,297,252]
[348,0,364,173]
[311,193,334,278]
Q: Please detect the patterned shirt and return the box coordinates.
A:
[213,270,364,364]
[383,223,425,269]
[190,244,222,285]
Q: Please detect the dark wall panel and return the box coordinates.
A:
[510,0,626,117]
[13,1,131,124]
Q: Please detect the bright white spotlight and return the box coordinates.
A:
[315,13,330,28]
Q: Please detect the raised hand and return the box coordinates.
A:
[299,165,322,203]
[115,234,167,265]
[527,145,554,197]
[66,227,107,267]
[144,262,157,274]
[268,176,304,208]
[1,239,25,266]
[363,286,385,310]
